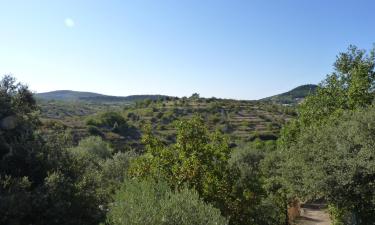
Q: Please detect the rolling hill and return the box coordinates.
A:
[36,90,170,103]
[261,84,318,104]
[38,91,298,150]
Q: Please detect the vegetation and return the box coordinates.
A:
[1,44,375,225]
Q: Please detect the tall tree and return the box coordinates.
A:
[279,45,375,148]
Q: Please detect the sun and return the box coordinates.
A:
[64,18,75,28]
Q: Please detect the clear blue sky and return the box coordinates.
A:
[0,0,374,99]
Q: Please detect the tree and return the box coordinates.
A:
[299,45,375,127]
[229,142,287,225]
[281,106,375,223]
[279,45,375,148]
[190,93,200,100]
[129,117,233,209]
[0,75,40,178]
[129,117,282,225]
[0,75,42,225]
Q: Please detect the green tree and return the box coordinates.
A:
[0,75,42,225]
[281,106,375,223]
[0,75,40,179]
[129,117,233,209]
[129,117,231,196]
[190,93,200,100]
[279,45,375,148]
[299,45,375,127]
[129,117,280,225]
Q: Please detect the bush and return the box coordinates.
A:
[161,187,228,225]
[106,179,228,225]
[87,112,127,129]
[209,114,221,124]
[87,125,103,136]
[70,136,113,160]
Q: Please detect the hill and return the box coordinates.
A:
[262,84,318,104]
[37,87,310,149]
[36,90,169,103]
[39,96,297,150]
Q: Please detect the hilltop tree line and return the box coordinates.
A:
[0,44,374,225]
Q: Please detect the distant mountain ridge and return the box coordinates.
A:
[36,90,169,102]
[36,84,318,104]
[261,84,318,104]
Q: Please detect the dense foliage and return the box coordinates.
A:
[0,76,134,225]
[283,108,375,223]
[279,45,375,224]
[129,117,287,225]
[0,76,103,225]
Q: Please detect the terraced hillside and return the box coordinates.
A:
[37,99,130,120]
[39,97,296,150]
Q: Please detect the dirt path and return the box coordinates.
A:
[294,204,331,225]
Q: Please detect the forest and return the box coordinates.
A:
[1,45,375,225]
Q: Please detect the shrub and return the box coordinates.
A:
[70,136,113,160]
[160,187,228,225]
[87,112,127,128]
[106,179,228,225]
[87,125,103,136]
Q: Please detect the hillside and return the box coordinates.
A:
[36,90,169,103]
[262,84,318,104]
[39,96,297,150]
[37,87,309,149]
